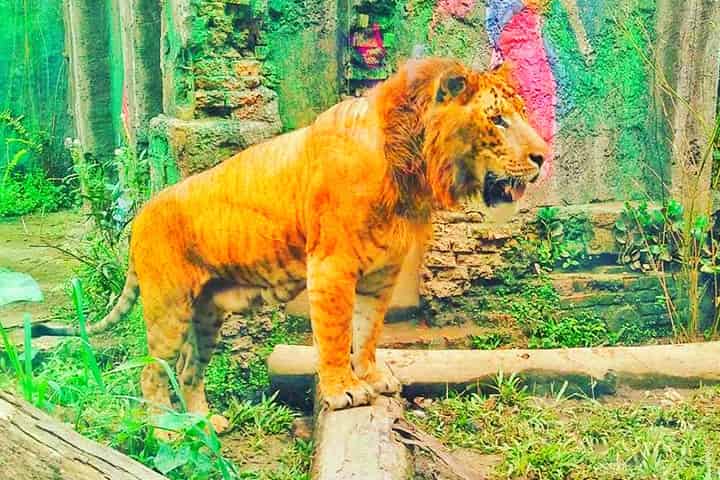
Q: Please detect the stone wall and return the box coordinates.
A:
[149,0,282,179]
[421,203,620,299]
[419,201,714,332]
[553,270,677,335]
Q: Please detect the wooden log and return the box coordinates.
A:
[0,391,168,480]
[269,342,720,399]
[312,395,410,480]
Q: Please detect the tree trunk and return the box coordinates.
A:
[269,342,720,399]
[312,394,410,480]
[0,391,168,480]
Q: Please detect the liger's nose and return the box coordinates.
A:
[529,154,544,169]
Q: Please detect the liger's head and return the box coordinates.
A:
[420,59,548,213]
[379,57,548,219]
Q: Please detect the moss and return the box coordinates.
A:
[263,0,339,130]
[147,133,180,192]
[544,0,667,199]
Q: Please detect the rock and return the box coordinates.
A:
[148,114,282,179]
[233,59,262,77]
[434,267,470,282]
[291,416,313,440]
[420,280,467,298]
[424,251,456,268]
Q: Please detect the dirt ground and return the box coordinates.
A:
[0,210,85,330]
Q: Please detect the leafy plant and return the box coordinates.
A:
[614,200,682,271]
[535,207,594,270]
[71,278,105,391]
[0,315,50,408]
[0,110,45,166]
[488,371,528,407]
[527,313,609,349]
[152,411,239,480]
[66,139,128,247]
[0,111,70,217]
[614,198,719,339]
[227,392,296,434]
[505,280,611,349]
[470,332,511,350]
[0,168,69,217]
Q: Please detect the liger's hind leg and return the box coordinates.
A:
[176,300,228,433]
[140,296,193,437]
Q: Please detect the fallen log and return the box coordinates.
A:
[0,390,168,480]
[269,342,720,401]
[312,395,410,479]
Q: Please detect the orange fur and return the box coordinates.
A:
[103,57,547,426]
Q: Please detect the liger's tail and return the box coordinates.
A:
[32,262,139,337]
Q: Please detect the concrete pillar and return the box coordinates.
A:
[657,0,720,212]
[64,0,116,158]
[160,0,193,120]
[116,0,163,145]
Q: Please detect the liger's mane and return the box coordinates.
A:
[369,57,477,220]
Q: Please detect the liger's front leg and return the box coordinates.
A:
[307,254,376,410]
[353,265,403,395]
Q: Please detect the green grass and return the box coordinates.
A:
[0,274,312,479]
[409,375,720,479]
[0,169,72,217]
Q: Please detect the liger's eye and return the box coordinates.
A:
[491,115,509,128]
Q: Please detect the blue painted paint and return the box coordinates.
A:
[486,0,525,45]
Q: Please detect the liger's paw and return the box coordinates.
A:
[320,378,377,410]
[153,427,179,443]
[209,414,230,435]
[362,368,402,395]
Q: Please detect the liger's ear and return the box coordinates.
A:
[491,61,514,82]
[435,71,467,103]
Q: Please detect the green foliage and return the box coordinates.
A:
[67,140,131,247]
[614,200,683,271]
[0,168,70,217]
[504,280,611,349]
[0,111,72,217]
[227,393,296,435]
[535,207,594,271]
[74,232,128,312]
[410,385,720,479]
[495,208,595,285]
[527,312,609,349]
[0,111,47,178]
[71,278,105,391]
[607,321,656,346]
[152,411,239,480]
[615,199,719,339]
[0,314,50,408]
[470,332,511,350]
[205,310,306,408]
[489,371,528,407]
